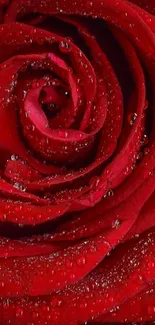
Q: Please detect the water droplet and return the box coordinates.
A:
[11,154,18,161]
[90,177,100,188]
[109,296,114,302]
[124,166,131,176]
[51,298,62,307]
[76,133,83,139]
[66,261,73,268]
[80,302,88,309]
[144,147,150,155]
[59,41,71,53]
[32,312,39,319]
[90,244,97,253]
[136,152,143,161]
[148,305,155,315]
[13,182,26,192]
[16,307,24,317]
[107,189,114,197]
[77,256,86,266]
[131,273,143,283]
[70,273,76,280]
[148,261,155,269]
[3,299,10,309]
[141,134,148,146]
[144,100,148,110]
[112,219,120,229]
[3,214,7,221]
[20,64,27,72]
[128,112,137,125]
[102,281,108,288]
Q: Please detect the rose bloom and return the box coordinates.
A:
[0,0,155,324]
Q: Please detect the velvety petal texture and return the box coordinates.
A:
[0,0,155,324]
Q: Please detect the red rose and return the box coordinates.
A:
[0,0,155,324]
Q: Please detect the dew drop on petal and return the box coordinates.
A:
[141,134,148,146]
[128,112,137,125]
[32,312,39,319]
[66,260,73,268]
[11,154,18,161]
[77,256,86,266]
[112,219,120,229]
[109,296,114,302]
[51,298,62,307]
[90,177,100,188]
[59,41,71,53]
[70,273,76,280]
[13,182,26,192]
[148,261,155,269]
[3,214,7,221]
[76,133,83,139]
[90,244,97,253]
[3,299,10,309]
[148,306,155,315]
[16,307,24,317]
[107,189,114,197]
[144,147,150,155]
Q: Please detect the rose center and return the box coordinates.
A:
[39,84,69,119]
